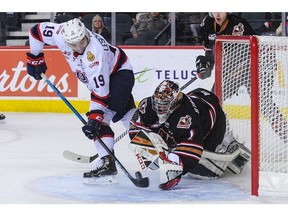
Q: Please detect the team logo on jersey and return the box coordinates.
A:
[138,98,148,114]
[75,70,89,84]
[232,23,244,36]
[177,115,191,129]
[89,61,99,68]
[87,51,95,61]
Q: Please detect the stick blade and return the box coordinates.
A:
[132,172,149,188]
[63,150,98,163]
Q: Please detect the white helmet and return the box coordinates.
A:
[61,18,86,44]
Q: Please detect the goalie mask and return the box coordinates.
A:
[61,18,89,53]
[152,80,182,123]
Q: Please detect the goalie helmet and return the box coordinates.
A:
[61,18,87,45]
[152,80,182,123]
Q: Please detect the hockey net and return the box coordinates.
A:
[214,36,288,196]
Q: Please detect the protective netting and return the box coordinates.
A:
[216,36,288,196]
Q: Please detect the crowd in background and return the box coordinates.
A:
[0,12,286,46]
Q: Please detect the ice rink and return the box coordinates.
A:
[1,112,288,214]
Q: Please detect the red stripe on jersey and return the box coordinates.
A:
[37,24,43,42]
[111,52,121,74]
[178,141,204,150]
[30,24,43,42]
[91,91,109,107]
[91,90,109,99]
[174,151,201,161]
[98,134,114,139]
[91,98,109,107]
[111,47,128,74]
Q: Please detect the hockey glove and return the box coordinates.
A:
[195,55,212,80]
[159,152,183,190]
[82,110,104,140]
[26,52,47,80]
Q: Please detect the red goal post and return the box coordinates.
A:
[214,35,288,196]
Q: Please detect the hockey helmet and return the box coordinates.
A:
[61,18,87,45]
[152,80,182,123]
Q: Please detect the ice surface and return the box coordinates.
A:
[1,112,288,215]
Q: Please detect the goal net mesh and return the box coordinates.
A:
[215,36,288,196]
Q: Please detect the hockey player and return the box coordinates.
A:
[195,12,287,143]
[26,18,136,184]
[195,12,256,82]
[128,80,251,190]
[0,113,5,123]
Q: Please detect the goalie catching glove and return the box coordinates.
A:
[195,55,212,80]
[129,130,183,190]
[82,110,104,140]
[158,151,183,190]
[26,52,47,80]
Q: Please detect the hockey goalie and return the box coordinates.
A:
[128,80,251,190]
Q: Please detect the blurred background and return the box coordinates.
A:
[0,12,287,47]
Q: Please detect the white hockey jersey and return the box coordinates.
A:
[28,22,133,112]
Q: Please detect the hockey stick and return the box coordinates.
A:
[41,73,149,188]
[63,76,198,164]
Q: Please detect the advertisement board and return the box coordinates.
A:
[0,46,214,112]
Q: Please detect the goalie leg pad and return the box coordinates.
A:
[188,156,230,180]
[215,133,251,174]
[129,143,159,171]
[129,130,160,171]
[227,142,251,174]
[129,130,183,189]
[145,132,184,189]
[188,148,240,180]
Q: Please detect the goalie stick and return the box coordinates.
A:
[41,73,149,188]
[63,76,198,164]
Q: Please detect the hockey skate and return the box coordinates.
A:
[0,113,5,123]
[83,155,118,185]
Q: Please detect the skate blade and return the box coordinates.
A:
[83,175,119,185]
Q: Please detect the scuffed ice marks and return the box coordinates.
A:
[32,172,249,203]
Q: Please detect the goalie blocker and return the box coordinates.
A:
[129,130,251,189]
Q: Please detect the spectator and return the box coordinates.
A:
[275,22,288,36]
[196,12,287,144]
[91,14,111,42]
[276,23,282,35]
[124,12,168,45]
[130,12,167,38]
[189,13,207,44]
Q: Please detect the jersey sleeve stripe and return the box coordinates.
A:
[111,47,128,74]
[30,24,43,42]
[174,151,201,161]
[174,142,203,162]
[91,91,109,107]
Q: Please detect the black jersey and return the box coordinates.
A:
[129,88,226,174]
[199,13,257,49]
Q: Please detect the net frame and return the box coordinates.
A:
[215,35,288,196]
